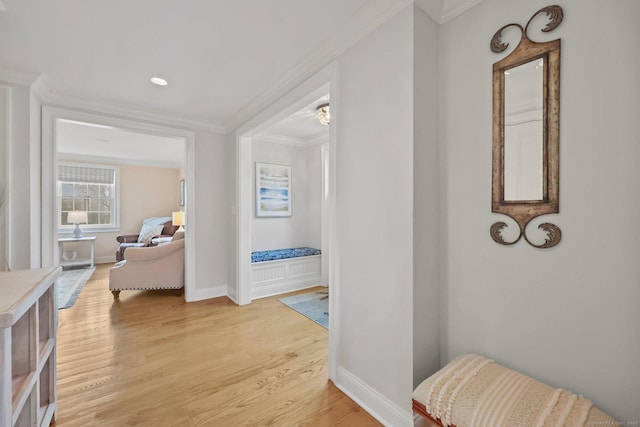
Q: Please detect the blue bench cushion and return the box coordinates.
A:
[251,247,321,263]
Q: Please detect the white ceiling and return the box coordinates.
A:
[0,0,483,132]
[0,0,369,128]
[57,120,186,169]
[264,94,330,141]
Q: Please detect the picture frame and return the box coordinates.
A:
[255,162,291,217]
[179,179,185,207]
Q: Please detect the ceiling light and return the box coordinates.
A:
[316,103,330,126]
[150,77,168,86]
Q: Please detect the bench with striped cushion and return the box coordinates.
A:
[412,354,619,427]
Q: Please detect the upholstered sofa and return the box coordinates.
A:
[115,219,179,261]
[109,232,185,299]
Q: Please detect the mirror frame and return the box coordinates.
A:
[490,5,563,249]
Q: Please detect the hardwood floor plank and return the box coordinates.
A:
[54,264,381,426]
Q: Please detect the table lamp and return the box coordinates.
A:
[172,211,185,232]
[67,211,88,238]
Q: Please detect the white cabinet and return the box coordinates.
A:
[0,267,61,427]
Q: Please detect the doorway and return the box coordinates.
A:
[41,107,196,299]
[235,65,338,379]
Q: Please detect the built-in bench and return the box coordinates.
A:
[251,247,322,299]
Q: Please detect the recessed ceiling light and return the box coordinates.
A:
[150,77,168,86]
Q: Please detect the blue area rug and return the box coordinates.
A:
[279,290,328,329]
[56,267,95,309]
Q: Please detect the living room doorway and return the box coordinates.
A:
[41,107,196,299]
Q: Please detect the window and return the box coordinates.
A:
[58,164,119,231]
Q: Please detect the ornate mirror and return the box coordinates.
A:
[490,5,563,249]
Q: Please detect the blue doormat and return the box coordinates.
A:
[279,290,328,329]
[56,267,95,309]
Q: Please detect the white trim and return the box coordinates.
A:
[307,133,330,148]
[190,285,227,301]
[235,63,339,382]
[335,366,413,427]
[226,285,238,304]
[251,255,323,300]
[253,133,309,148]
[414,0,485,24]
[224,0,411,131]
[41,106,197,303]
[0,67,40,86]
[0,85,10,271]
[440,0,485,24]
[41,90,225,134]
[95,255,116,265]
[30,74,52,101]
[236,134,253,306]
[56,161,120,231]
[57,152,184,169]
[326,66,339,382]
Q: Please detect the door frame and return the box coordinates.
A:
[41,106,196,300]
[234,63,339,380]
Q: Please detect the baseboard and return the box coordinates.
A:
[226,285,238,304]
[252,280,321,300]
[335,366,413,427]
[188,285,227,302]
[95,255,116,265]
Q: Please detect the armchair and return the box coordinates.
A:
[115,219,179,261]
[109,233,184,299]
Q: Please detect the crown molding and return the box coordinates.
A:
[440,0,484,23]
[254,131,329,149]
[41,90,226,134]
[253,133,308,148]
[307,133,330,147]
[0,68,224,133]
[414,0,484,24]
[0,67,41,86]
[224,0,411,132]
[414,0,443,23]
[31,74,52,100]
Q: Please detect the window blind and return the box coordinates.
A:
[58,165,115,184]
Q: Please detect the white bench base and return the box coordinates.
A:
[251,255,323,299]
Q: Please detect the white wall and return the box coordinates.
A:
[412,5,441,388]
[335,5,415,424]
[305,143,323,250]
[1,80,34,270]
[251,137,322,252]
[192,129,229,298]
[440,0,640,420]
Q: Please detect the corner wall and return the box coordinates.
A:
[335,5,416,425]
[412,5,441,388]
[440,0,640,420]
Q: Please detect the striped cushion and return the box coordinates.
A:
[413,354,619,427]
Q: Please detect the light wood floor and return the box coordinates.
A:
[54,264,381,426]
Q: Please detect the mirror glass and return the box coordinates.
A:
[503,58,544,201]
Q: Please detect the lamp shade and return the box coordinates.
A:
[172,211,185,227]
[67,211,88,224]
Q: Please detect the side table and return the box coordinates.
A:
[58,236,96,268]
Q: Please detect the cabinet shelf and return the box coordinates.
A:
[11,372,36,415]
[1,267,61,427]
